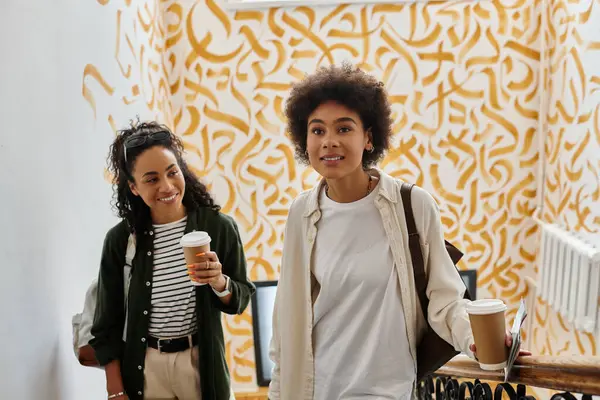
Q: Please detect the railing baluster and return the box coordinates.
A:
[459,380,474,400]
[444,378,460,400]
[494,382,518,400]
[436,377,446,399]
[549,393,578,400]
[516,384,536,400]
[472,380,493,400]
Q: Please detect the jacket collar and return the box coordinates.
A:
[302,167,398,218]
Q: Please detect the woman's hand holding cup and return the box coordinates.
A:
[467,299,532,370]
[187,251,227,291]
[470,331,532,359]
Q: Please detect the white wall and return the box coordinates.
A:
[0,2,153,399]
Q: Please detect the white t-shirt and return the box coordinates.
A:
[311,185,415,400]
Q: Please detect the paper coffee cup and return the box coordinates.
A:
[180,231,211,286]
[467,299,508,371]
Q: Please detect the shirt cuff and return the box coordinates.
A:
[212,275,231,297]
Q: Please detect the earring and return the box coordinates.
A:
[367,146,375,153]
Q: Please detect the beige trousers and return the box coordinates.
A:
[143,345,236,400]
[143,346,201,400]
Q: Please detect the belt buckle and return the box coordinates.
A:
[157,338,170,353]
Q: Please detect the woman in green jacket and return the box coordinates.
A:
[91,120,254,400]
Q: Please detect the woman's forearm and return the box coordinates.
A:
[217,292,232,305]
[105,359,125,395]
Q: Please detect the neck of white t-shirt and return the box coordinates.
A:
[324,169,378,203]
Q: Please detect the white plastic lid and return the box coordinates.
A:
[180,231,211,247]
[466,299,507,315]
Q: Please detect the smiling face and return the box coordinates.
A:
[128,145,186,224]
[306,101,373,180]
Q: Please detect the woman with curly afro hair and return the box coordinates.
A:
[89,120,254,400]
[268,64,528,400]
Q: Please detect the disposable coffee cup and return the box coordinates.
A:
[466,299,508,371]
[180,231,211,286]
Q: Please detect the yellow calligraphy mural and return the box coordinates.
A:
[533,0,600,358]
[83,0,596,390]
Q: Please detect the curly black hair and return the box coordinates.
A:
[107,119,220,233]
[285,63,393,169]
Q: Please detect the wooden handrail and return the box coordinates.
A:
[437,355,600,395]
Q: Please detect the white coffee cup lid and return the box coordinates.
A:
[466,299,507,315]
[180,231,211,247]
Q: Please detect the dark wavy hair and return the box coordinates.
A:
[285,63,393,169]
[107,119,220,233]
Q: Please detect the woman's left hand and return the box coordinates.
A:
[469,331,532,359]
[187,251,228,292]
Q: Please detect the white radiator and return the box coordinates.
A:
[538,223,600,334]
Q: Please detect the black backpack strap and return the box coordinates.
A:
[400,182,429,318]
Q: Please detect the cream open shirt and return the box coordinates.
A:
[268,169,475,400]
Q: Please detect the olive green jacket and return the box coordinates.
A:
[90,208,255,400]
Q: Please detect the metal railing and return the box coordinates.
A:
[416,355,600,399]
